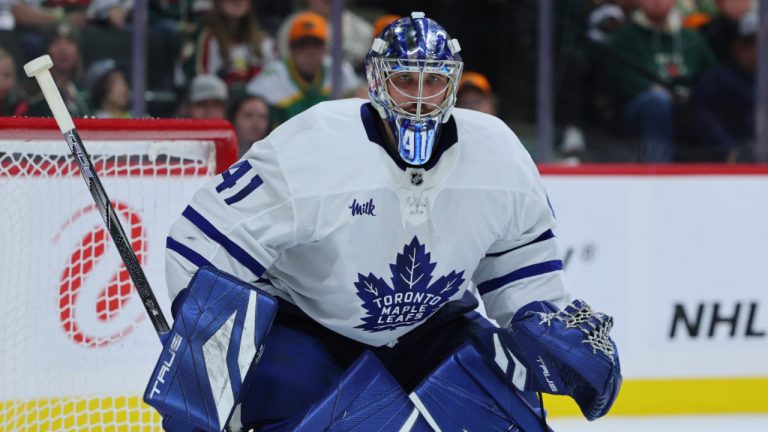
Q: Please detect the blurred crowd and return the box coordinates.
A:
[576,0,758,162]
[0,0,760,161]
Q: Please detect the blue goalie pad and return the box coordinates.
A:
[161,414,203,432]
[144,267,278,431]
[287,351,431,431]
[411,340,553,432]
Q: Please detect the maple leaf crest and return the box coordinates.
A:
[354,236,465,332]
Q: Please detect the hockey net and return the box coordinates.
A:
[0,118,238,431]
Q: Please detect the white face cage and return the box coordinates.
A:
[368,57,463,125]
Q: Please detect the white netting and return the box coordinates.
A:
[0,138,217,431]
[539,301,616,362]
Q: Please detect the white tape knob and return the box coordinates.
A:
[24,55,75,133]
[24,55,53,78]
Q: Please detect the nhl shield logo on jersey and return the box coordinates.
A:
[354,236,465,332]
[410,171,423,186]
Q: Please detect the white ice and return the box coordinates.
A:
[548,414,768,431]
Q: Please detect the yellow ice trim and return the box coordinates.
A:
[544,377,768,417]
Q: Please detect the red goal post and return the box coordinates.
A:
[0,117,238,175]
[0,118,238,430]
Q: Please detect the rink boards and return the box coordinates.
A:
[540,164,768,416]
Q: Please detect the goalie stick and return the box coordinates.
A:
[24,55,170,337]
[25,55,278,432]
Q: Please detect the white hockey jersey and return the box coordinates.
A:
[166,98,569,347]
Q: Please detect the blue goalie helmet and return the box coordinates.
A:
[365,12,463,166]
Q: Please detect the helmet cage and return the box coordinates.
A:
[367,57,463,165]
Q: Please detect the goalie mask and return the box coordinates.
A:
[365,12,463,166]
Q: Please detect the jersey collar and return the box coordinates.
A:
[360,102,458,172]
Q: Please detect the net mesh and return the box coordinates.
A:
[0,396,157,431]
[0,137,218,431]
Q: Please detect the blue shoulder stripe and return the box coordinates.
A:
[166,236,213,268]
[477,260,563,295]
[485,230,555,258]
[182,206,267,277]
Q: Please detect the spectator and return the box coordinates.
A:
[607,0,715,161]
[456,71,497,116]
[0,0,15,31]
[583,1,638,134]
[689,8,756,161]
[148,0,202,36]
[617,0,641,14]
[0,47,27,115]
[148,0,189,31]
[188,73,228,119]
[228,94,270,156]
[10,0,88,30]
[551,0,593,158]
[186,0,276,98]
[246,12,360,126]
[251,0,293,35]
[587,2,626,44]
[276,0,373,70]
[677,0,719,28]
[11,0,132,61]
[85,58,130,118]
[18,0,135,28]
[11,0,87,61]
[87,0,133,29]
[700,0,754,62]
[344,14,402,100]
[25,21,89,117]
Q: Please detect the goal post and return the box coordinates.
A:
[0,117,238,430]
